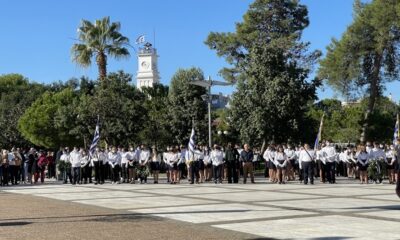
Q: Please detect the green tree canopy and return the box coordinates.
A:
[206,0,320,148]
[0,74,47,148]
[318,0,400,142]
[168,68,208,145]
[71,16,130,80]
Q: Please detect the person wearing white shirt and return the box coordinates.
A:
[386,145,396,184]
[274,146,288,184]
[211,145,224,184]
[168,147,180,184]
[298,144,316,185]
[285,145,296,181]
[80,150,92,184]
[321,141,337,184]
[120,148,131,183]
[108,147,121,184]
[91,147,105,185]
[69,147,82,185]
[8,149,16,185]
[150,147,161,184]
[202,146,212,182]
[138,145,150,184]
[127,146,137,184]
[356,145,370,184]
[263,145,277,183]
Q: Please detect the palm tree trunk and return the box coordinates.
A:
[359,53,382,143]
[96,52,107,80]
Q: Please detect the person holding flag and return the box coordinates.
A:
[187,128,200,184]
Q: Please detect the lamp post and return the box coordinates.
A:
[189,76,233,149]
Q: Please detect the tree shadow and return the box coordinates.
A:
[0,221,32,227]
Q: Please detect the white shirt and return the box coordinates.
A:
[211,150,224,166]
[108,152,121,167]
[321,146,337,163]
[274,152,287,167]
[285,149,296,160]
[263,150,275,162]
[298,149,315,168]
[69,150,82,168]
[60,152,69,162]
[355,151,370,166]
[121,152,132,165]
[370,147,386,161]
[8,153,15,165]
[139,150,151,164]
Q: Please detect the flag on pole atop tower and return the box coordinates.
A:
[314,113,325,150]
[135,35,145,44]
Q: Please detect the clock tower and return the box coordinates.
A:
[136,42,160,89]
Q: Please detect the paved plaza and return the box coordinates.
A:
[1,178,400,239]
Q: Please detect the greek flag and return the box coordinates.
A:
[89,124,100,157]
[188,128,195,161]
[135,35,145,44]
[394,114,399,145]
[314,113,325,150]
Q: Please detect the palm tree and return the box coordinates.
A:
[71,16,130,80]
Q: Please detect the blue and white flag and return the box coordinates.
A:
[394,114,399,145]
[135,35,145,45]
[314,113,325,150]
[89,123,100,157]
[188,128,195,161]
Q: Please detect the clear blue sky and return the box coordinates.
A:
[1,0,397,102]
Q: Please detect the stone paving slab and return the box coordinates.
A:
[131,203,316,223]
[213,215,400,240]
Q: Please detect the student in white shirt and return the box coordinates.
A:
[80,150,92,184]
[298,144,316,185]
[386,145,396,184]
[321,141,337,184]
[108,147,121,184]
[169,147,180,184]
[127,146,137,184]
[69,147,82,185]
[356,145,370,184]
[211,145,224,184]
[263,145,277,183]
[92,147,105,185]
[120,147,131,183]
[150,146,161,184]
[138,145,150,184]
[274,145,288,184]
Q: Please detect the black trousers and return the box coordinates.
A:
[226,160,239,183]
[302,161,315,184]
[94,161,104,183]
[190,161,199,183]
[325,162,336,183]
[9,165,18,184]
[121,164,128,181]
[213,165,223,183]
[111,165,120,182]
[82,165,92,183]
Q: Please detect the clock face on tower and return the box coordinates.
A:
[141,61,150,70]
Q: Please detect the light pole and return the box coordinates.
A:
[189,76,232,149]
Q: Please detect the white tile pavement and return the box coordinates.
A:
[2,180,400,239]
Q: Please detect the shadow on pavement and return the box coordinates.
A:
[0,221,32,227]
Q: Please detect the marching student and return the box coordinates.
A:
[108,147,121,184]
[386,145,396,184]
[8,149,16,185]
[138,145,150,184]
[321,141,337,184]
[263,145,276,183]
[92,147,105,185]
[285,145,296,181]
[69,147,82,185]
[127,146,137,184]
[150,146,161,184]
[163,147,171,183]
[316,144,325,183]
[178,145,188,182]
[197,145,206,183]
[80,150,92,184]
[240,144,255,184]
[298,144,316,185]
[356,145,370,184]
[274,145,288,184]
[203,146,213,182]
[120,147,131,183]
[211,144,224,184]
[225,143,239,184]
[168,147,180,184]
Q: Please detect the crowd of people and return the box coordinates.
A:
[1,140,399,187]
